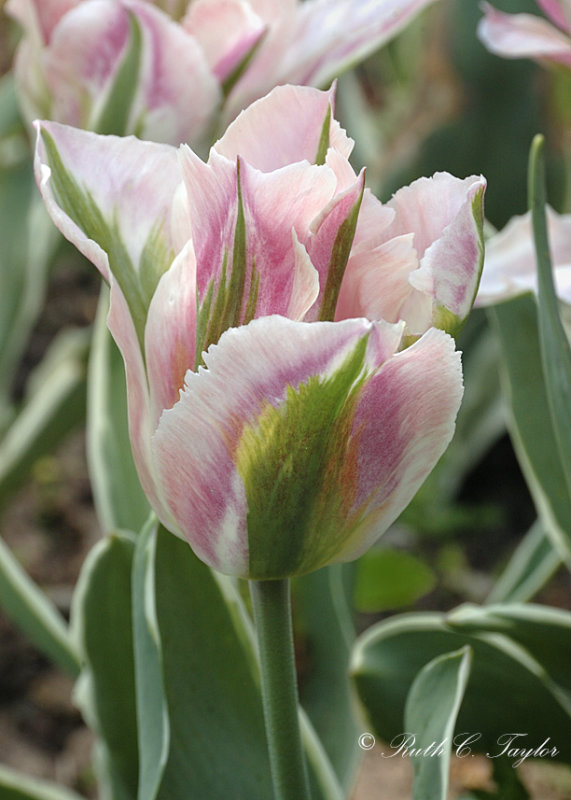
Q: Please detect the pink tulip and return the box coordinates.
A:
[476,208,571,306]
[35,85,483,578]
[9,0,441,145]
[478,0,571,69]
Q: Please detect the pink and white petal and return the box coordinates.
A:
[335,233,425,325]
[35,122,181,281]
[277,0,440,87]
[288,231,320,319]
[43,1,134,129]
[145,241,198,428]
[215,84,353,170]
[335,326,462,562]
[6,0,78,45]
[476,207,571,305]
[414,176,486,323]
[107,277,178,531]
[152,315,378,575]
[304,170,366,321]
[124,0,221,145]
[178,146,239,298]
[237,158,337,316]
[385,173,485,259]
[536,0,571,32]
[478,3,571,67]
[183,0,266,82]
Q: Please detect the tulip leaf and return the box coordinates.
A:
[353,548,436,612]
[0,328,88,509]
[489,293,571,565]
[0,534,80,678]
[351,607,571,764]
[132,523,273,800]
[132,523,344,800]
[486,519,562,604]
[71,532,139,800]
[404,646,472,800]
[88,288,150,533]
[529,135,571,508]
[447,602,571,705]
[0,764,85,800]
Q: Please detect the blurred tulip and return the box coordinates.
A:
[478,0,571,69]
[476,207,571,306]
[9,0,441,145]
[34,84,483,578]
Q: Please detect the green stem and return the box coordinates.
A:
[250,578,311,800]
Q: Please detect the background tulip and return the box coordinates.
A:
[9,0,441,147]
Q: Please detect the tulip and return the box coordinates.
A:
[476,207,571,307]
[9,0,441,145]
[478,0,571,69]
[35,84,484,579]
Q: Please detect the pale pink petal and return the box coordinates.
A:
[279,0,440,87]
[225,0,439,116]
[476,207,571,306]
[151,315,389,576]
[107,277,178,531]
[42,0,220,143]
[215,84,353,171]
[536,0,571,32]
[336,233,427,324]
[478,3,571,67]
[336,326,463,562]
[304,170,367,321]
[415,176,486,323]
[34,121,181,283]
[179,146,334,317]
[145,241,198,427]
[6,0,78,44]
[183,0,267,82]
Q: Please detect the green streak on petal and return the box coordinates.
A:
[139,223,175,311]
[194,163,259,366]
[314,104,332,166]
[433,306,462,338]
[238,335,370,580]
[221,32,266,98]
[318,185,364,322]
[41,129,147,350]
[95,11,143,137]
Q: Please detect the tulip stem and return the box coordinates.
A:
[250,578,311,800]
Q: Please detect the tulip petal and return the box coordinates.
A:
[336,326,463,562]
[476,207,571,306]
[179,146,334,346]
[6,0,77,45]
[536,0,571,32]
[215,84,353,171]
[34,0,220,143]
[281,0,441,87]
[384,173,486,333]
[183,0,267,83]
[145,241,198,427]
[152,315,403,576]
[478,2,571,67]
[35,122,180,344]
[107,277,177,531]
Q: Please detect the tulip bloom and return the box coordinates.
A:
[478,1,571,69]
[9,0,441,145]
[35,85,485,579]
